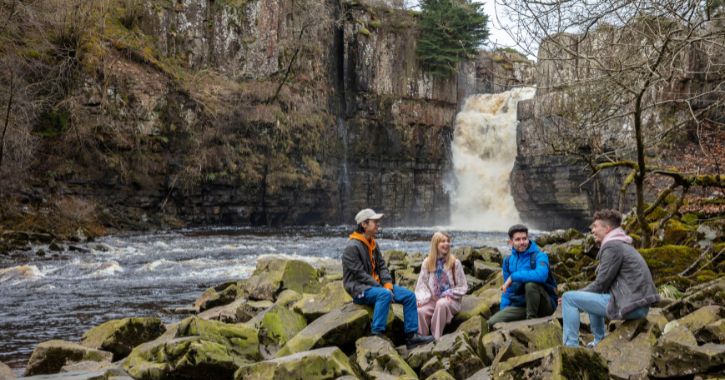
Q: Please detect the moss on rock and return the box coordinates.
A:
[25,340,113,376]
[292,281,352,322]
[234,346,361,380]
[81,317,166,360]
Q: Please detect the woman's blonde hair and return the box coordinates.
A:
[426,231,455,272]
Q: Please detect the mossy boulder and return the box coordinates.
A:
[650,325,725,378]
[472,287,502,311]
[274,289,303,308]
[638,245,701,287]
[194,282,242,312]
[292,281,353,322]
[246,304,307,358]
[420,356,445,379]
[80,317,166,360]
[25,340,113,376]
[405,331,484,379]
[452,295,491,326]
[594,318,659,380]
[492,346,608,380]
[353,336,416,379]
[495,317,562,353]
[234,347,361,380]
[244,257,320,301]
[175,317,260,361]
[198,298,273,323]
[275,303,370,357]
[659,219,696,245]
[123,336,242,380]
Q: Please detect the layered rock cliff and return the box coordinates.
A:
[0,0,505,233]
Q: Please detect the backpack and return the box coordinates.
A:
[503,252,558,304]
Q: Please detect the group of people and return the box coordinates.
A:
[342,207,659,349]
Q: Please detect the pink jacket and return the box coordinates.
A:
[414,258,468,305]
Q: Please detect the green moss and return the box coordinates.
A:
[368,20,382,29]
[660,219,696,245]
[358,27,371,36]
[639,245,702,288]
[680,213,699,225]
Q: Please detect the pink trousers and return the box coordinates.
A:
[417,297,461,339]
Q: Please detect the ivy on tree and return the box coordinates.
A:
[416,0,489,77]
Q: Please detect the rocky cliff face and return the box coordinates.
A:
[511,27,723,230]
[1,0,529,233]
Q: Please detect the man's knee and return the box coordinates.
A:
[374,288,393,303]
[525,282,541,293]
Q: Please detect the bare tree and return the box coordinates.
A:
[496,0,725,246]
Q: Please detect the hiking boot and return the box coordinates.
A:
[405,332,434,349]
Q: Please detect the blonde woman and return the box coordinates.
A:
[415,231,468,339]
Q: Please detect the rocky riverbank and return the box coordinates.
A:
[9,222,724,379]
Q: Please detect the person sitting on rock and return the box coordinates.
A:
[342,208,435,349]
[561,209,659,347]
[415,231,468,339]
[487,224,558,329]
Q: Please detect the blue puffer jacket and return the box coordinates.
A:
[500,241,556,309]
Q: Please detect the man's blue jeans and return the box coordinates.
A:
[353,285,418,334]
[562,290,649,347]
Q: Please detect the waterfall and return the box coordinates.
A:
[450,87,535,231]
[337,116,351,221]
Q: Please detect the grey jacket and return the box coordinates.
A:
[582,240,660,319]
[342,239,393,298]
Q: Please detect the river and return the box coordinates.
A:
[0,226,512,375]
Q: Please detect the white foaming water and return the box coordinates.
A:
[0,265,43,284]
[450,87,536,231]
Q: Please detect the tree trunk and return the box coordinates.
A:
[633,92,651,247]
[0,70,14,171]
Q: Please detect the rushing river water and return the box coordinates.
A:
[0,226,512,374]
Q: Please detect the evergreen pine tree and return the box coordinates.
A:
[417,0,489,77]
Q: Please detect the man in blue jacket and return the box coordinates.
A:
[487,224,557,329]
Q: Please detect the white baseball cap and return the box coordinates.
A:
[355,208,384,224]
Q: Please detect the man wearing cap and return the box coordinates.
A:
[342,208,435,348]
[487,224,558,329]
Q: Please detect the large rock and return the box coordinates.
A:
[292,281,353,322]
[491,346,608,379]
[535,229,583,246]
[452,295,492,326]
[495,317,562,353]
[25,340,113,376]
[354,336,416,379]
[246,304,307,358]
[234,347,361,380]
[23,367,133,380]
[480,330,525,367]
[275,303,370,357]
[198,298,274,323]
[650,325,725,378]
[122,316,261,379]
[663,305,724,336]
[243,257,320,301]
[594,318,659,380]
[123,336,242,380]
[405,331,484,379]
[0,361,16,379]
[80,317,166,360]
[175,317,260,361]
[194,282,242,312]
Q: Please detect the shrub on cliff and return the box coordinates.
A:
[416,0,489,77]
